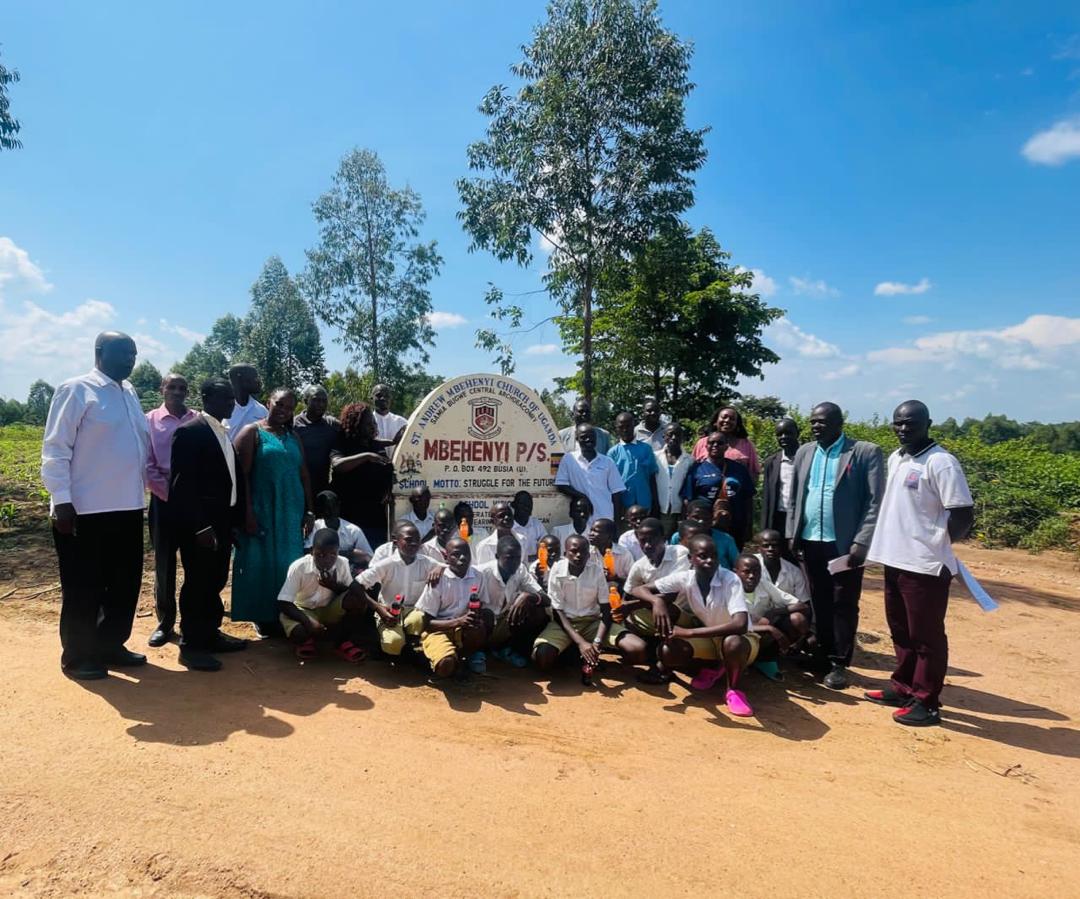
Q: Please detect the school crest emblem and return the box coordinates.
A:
[468,398,502,439]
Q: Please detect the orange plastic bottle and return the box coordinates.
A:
[458,517,469,540]
[603,547,616,579]
[608,583,624,622]
[537,542,549,574]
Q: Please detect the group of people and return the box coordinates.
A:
[40,331,975,727]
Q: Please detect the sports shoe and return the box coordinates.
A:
[467,651,487,674]
[864,687,908,707]
[823,664,850,690]
[725,688,754,717]
[893,699,941,727]
[491,646,528,668]
[690,666,725,691]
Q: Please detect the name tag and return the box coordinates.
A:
[904,470,920,489]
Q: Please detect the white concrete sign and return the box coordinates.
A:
[392,374,568,532]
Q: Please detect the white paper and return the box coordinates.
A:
[958,561,999,612]
[827,554,853,575]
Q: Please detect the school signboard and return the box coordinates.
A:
[391,374,569,531]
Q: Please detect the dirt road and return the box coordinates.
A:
[1,545,1078,898]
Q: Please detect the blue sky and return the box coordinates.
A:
[2,0,1079,422]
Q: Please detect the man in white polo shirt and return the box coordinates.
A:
[554,423,626,529]
[866,400,974,728]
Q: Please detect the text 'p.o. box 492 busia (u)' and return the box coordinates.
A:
[391,374,569,532]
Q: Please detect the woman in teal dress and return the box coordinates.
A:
[231,388,315,633]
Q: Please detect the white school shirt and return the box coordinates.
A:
[654,449,693,515]
[371,541,397,563]
[278,554,353,610]
[867,444,974,577]
[755,554,809,602]
[224,396,268,437]
[478,559,544,616]
[553,450,626,525]
[552,523,589,547]
[304,517,373,555]
[473,530,527,566]
[41,368,150,514]
[634,416,671,451]
[374,410,408,441]
[546,558,611,619]
[589,543,634,579]
[512,516,548,558]
[742,579,802,621]
[415,566,486,620]
[420,537,448,562]
[625,544,690,592]
[202,412,237,506]
[357,553,440,609]
[652,567,748,628]
[617,528,644,561]
[402,509,435,538]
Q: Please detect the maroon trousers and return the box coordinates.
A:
[883,565,952,710]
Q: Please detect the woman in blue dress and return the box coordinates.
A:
[231,388,314,634]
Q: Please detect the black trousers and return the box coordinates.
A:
[52,509,144,668]
[177,518,231,650]
[802,540,864,667]
[148,494,181,629]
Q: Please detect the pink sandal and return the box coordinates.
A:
[691,666,725,691]
[294,637,317,661]
[334,640,367,663]
[725,688,754,717]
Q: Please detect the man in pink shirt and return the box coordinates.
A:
[145,372,197,647]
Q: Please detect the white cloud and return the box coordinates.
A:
[766,317,840,359]
[159,318,206,344]
[524,343,559,356]
[822,363,861,381]
[788,276,838,297]
[425,311,467,329]
[875,277,932,296]
[1021,116,1080,166]
[866,314,1080,371]
[0,237,53,295]
[902,315,933,325]
[734,267,778,298]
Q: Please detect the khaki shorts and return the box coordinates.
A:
[533,615,627,655]
[625,604,694,637]
[420,626,466,667]
[687,630,760,665]
[280,593,346,637]
[376,608,425,656]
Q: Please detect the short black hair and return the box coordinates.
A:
[200,377,232,401]
[496,535,522,556]
[636,517,663,534]
[311,528,340,550]
[735,553,760,569]
[314,490,339,516]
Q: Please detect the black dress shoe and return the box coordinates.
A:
[63,662,108,681]
[148,626,175,648]
[209,632,248,653]
[103,647,148,668]
[823,664,850,690]
[179,650,223,672]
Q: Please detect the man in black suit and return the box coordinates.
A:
[760,418,801,555]
[169,378,248,671]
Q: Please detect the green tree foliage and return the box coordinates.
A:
[174,338,229,389]
[540,388,573,430]
[0,398,26,425]
[240,256,325,391]
[737,395,789,421]
[302,148,442,381]
[557,227,781,422]
[457,0,707,402]
[24,380,54,425]
[129,361,164,410]
[322,366,442,420]
[0,46,21,151]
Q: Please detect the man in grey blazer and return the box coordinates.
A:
[785,402,884,689]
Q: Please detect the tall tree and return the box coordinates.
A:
[558,226,781,422]
[25,379,54,425]
[0,46,21,152]
[241,256,326,391]
[457,0,706,403]
[302,148,442,380]
[129,360,164,410]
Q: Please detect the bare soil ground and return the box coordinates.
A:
[0,539,1078,898]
